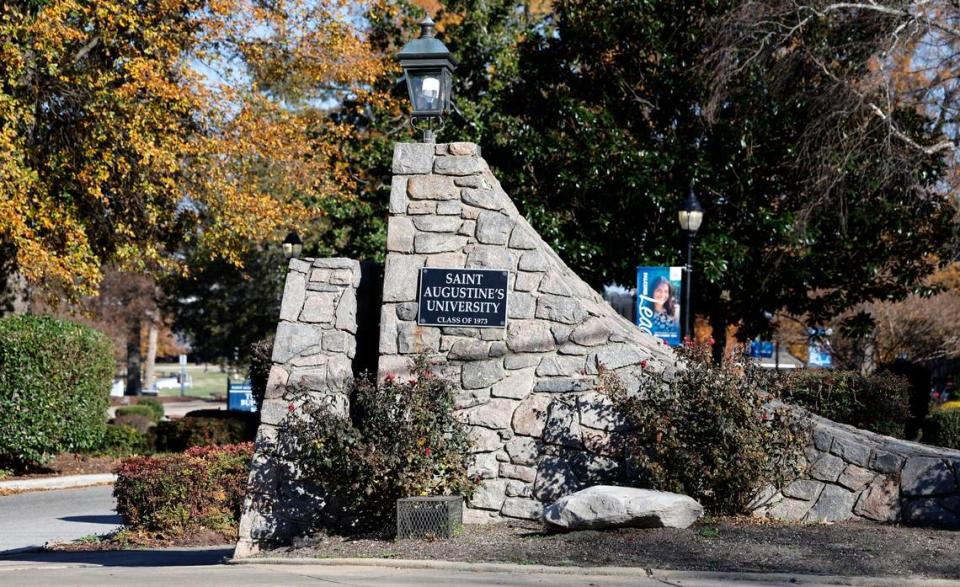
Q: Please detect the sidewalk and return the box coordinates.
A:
[0,474,115,493]
[108,399,221,419]
[229,557,960,585]
[0,549,957,586]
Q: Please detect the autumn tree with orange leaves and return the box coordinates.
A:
[0,0,393,304]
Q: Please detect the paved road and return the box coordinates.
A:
[108,399,222,419]
[0,488,955,586]
[0,555,825,587]
[0,551,955,587]
[0,485,120,553]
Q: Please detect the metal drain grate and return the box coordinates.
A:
[396,496,463,539]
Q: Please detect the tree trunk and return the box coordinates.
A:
[710,313,728,364]
[125,318,142,396]
[0,270,30,316]
[143,321,159,392]
[858,334,877,376]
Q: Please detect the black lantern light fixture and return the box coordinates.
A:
[678,187,704,234]
[397,17,457,142]
[282,230,303,260]
[678,184,704,340]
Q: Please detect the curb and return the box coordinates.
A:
[0,474,116,493]
[226,557,960,585]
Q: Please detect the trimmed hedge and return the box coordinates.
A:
[0,315,113,466]
[136,398,165,422]
[97,424,150,456]
[116,405,159,422]
[154,410,258,452]
[781,370,911,438]
[113,414,154,435]
[923,409,960,450]
[113,443,253,536]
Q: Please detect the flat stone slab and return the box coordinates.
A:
[543,485,703,531]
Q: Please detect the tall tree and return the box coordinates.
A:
[165,245,287,365]
[0,0,390,304]
[435,0,956,348]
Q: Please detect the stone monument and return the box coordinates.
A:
[234,141,960,557]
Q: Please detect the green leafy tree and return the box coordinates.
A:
[437,0,956,347]
[164,246,286,365]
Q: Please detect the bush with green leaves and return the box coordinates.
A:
[113,443,252,537]
[781,370,911,438]
[923,409,960,450]
[113,414,154,436]
[286,355,477,534]
[607,342,808,515]
[154,411,258,452]
[136,398,165,422]
[96,424,150,456]
[116,405,158,422]
[0,315,113,466]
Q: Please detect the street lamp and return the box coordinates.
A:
[678,184,704,340]
[282,230,303,259]
[397,17,457,143]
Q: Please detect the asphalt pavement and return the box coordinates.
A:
[0,558,660,586]
[0,553,957,587]
[108,399,221,419]
[0,485,121,553]
[1,486,957,586]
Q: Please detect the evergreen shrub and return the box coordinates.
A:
[116,405,158,422]
[286,356,477,533]
[923,409,960,450]
[97,424,150,456]
[113,414,154,435]
[782,370,911,438]
[113,443,252,536]
[0,315,113,466]
[607,342,808,514]
[154,411,258,452]
[136,398,165,422]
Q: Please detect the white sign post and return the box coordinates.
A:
[179,354,187,398]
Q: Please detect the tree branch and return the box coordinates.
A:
[73,36,100,65]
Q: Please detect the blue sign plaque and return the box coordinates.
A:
[418,267,508,328]
[227,380,257,412]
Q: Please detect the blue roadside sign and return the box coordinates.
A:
[227,380,257,412]
[749,341,775,358]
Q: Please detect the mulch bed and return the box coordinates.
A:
[265,518,960,578]
[49,527,232,551]
[2,453,120,481]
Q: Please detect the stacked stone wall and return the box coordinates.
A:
[379,142,674,523]
[235,258,360,557]
[753,414,960,526]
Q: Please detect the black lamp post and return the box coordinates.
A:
[282,230,303,260]
[677,185,704,340]
[397,17,457,143]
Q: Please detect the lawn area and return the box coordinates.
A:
[152,363,243,399]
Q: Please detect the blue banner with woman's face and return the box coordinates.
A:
[636,266,683,346]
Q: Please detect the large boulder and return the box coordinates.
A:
[543,485,703,530]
